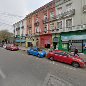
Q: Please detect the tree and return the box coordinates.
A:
[0,30,13,44]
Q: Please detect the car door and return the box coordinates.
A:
[61,53,73,64]
[54,52,62,61]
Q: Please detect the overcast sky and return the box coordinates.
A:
[0,0,52,32]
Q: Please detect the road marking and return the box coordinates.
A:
[0,69,6,79]
[53,61,55,64]
[64,65,76,71]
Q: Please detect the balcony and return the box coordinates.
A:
[34,21,39,26]
[34,32,40,36]
[63,9,75,18]
[83,5,86,13]
[56,0,71,6]
[49,16,57,22]
[50,28,63,34]
[56,9,75,20]
[43,18,49,24]
[63,24,86,32]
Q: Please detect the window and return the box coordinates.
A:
[57,7,62,15]
[57,21,62,29]
[50,11,54,18]
[29,29,32,34]
[50,23,54,30]
[44,24,48,33]
[66,3,72,11]
[36,18,38,22]
[66,19,72,28]
[44,14,48,20]
[35,27,39,33]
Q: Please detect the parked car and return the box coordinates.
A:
[10,45,19,51]
[3,44,7,49]
[0,43,3,47]
[6,44,19,51]
[6,44,11,50]
[27,47,46,58]
[47,50,86,68]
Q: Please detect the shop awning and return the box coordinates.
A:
[15,40,26,43]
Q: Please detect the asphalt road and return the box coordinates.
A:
[0,48,86,86]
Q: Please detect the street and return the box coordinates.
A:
[0,48,86,86]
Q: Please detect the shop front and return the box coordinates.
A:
[15,36,26,47]
[52,34,60,50]
[40,34,52,48]
[61,30,86,53]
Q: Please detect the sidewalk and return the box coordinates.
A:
[19,46,28,51]
[19,46,86,58]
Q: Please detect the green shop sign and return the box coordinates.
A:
[61,34,86,41]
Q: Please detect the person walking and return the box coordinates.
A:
[74,48,79,56]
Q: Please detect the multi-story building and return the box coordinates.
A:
[25,0,56,48]
[55,0,86,53]
[13,0,86,53]
[26,13,33,47]
[13,18,27,46]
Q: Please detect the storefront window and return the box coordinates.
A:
[62,44,68,49]
[83,40,86,51]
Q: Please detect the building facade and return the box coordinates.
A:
[55,0,86,53]
[13,18,27,46]
[13,0,86,53]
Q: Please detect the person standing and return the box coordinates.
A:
[74,48,79,56]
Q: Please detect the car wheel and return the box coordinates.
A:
[72,62,80,68]
[49,57,54,61]
[37,54,40,58]
[27,52,30,55]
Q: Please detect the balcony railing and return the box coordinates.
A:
[63,24,86,32]
[56,9,75,20]
[34,21,39,26]
[42,18,49,24]
[56,0,71,6]
[43,24,86,34]
[83,5,86,13]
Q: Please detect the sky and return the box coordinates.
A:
[0,0,52,33]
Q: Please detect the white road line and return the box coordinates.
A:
[53,61,55,64]
[0,69,6,79]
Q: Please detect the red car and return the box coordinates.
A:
[6,44,19,51]
[47,50,86,68]
[10,45,19,51]
[6,44,11,50]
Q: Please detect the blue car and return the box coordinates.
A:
[27,47,46,58]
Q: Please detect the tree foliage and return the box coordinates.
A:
[0,30,13,42]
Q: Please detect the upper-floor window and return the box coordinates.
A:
[44,14,48,20]
[50,11,54,18]
[57,21,62,29]
[50,23,54,30]
[57,7,62,15]
[66,18,72,27]
[35,27,39,33]
[36,18,38,22]
[44,24,48,33]
[66,3,72,11]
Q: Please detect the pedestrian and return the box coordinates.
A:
[74,48,79,56]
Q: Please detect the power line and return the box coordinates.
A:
[0,11,23,18]
[0,22,13,26]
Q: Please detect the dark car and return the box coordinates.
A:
[47,50,86,68]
